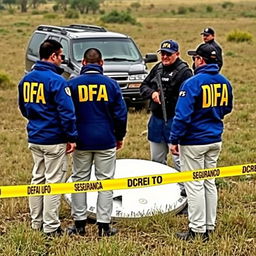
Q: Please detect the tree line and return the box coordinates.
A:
[1,0,103,13]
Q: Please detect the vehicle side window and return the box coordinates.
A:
[49,36,60,41]
[27,33,47,57]
[60,39,69,58]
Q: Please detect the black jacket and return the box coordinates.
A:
[206,39,223,70]
[140,58,192,119]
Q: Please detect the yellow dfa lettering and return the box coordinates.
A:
[23,82,30,102]
[162,42,170,48]
[78,84,108,102]
[202,85,211,108]
[36,83,46,104]
[97,85,108,101]
[220,84,228,106]
[78,85,88,102]
[213,83,221,107]
[202,83,229,108]
[89,84,98,101]
[23,82,46,104]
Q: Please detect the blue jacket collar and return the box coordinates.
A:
[34,60,64,75]
[194,63,219,75]
[80,64,103,75]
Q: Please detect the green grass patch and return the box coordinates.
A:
[0,72,15,90]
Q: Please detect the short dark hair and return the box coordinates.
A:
[39,39,63,60]
[83,48,102,64]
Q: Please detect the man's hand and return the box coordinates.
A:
[170,144,179,156]
[116,140,123,150]
[152,91,161,104]
[66,142,76,154]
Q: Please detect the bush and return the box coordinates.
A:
[8,8,15,14]
[222,2,234,9]
[52,4,58,12]
[100,10,138,25]
[206,5,213,12]
[65,9,79,19]
[241,12,256,18]
[177,6,187,14]
[188,7,196,12]
[0,72,15,90]
[149,4,154,9]
[130,2,141,10]
[227,30,253,43]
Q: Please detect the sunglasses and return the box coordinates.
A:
[54,52,65,61]
[192,56,201,61]
[160,51,174,57]
[60,54,65,61]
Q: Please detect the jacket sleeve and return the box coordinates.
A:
[170,78,198,145]
[112,81,128,141]
[140,64,159,99]
[51,78,78,142]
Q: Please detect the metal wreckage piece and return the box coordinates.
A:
[64,159,187,220]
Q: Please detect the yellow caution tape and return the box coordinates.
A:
[0,163,255,198]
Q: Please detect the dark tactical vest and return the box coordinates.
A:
[150,61,189,119]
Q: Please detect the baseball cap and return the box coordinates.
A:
[200,27,215,36]
[157,40,179,53]
[187,43,217,61]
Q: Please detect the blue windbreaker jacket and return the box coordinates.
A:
[18,61,78,145]
[170,64,233,145]
[68,64,127,150]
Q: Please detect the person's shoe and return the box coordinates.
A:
[98,222,118,237]
[176,228,209,242]
[180,188,187,197]
[45,226,63,237]
[67,220,86,236]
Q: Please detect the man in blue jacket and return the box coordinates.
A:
[18,39,77,236]
[68,48,127,237]
[170,43,233,241]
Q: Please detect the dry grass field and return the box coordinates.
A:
[0,0,256,255]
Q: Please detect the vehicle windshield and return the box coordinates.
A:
[72,38,141,62]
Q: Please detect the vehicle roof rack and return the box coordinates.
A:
[37,24,107,35]
[68,24,107,32]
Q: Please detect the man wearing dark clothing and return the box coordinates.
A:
[140,39,192,182]
[201,27,223,71]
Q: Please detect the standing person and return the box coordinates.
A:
[201,27,223,70]
[170,43,233,241]
[68,48,127,237]
[18,39,77,236]
[140,39,192,194]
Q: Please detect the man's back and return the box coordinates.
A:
[171,63,233,145]
[18,60,77,145]
[69,63,127,150]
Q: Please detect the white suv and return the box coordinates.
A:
[25,24,158,109]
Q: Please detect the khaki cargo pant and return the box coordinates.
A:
[28,143,67,233]
[71,148,116,223]
[180,142,222,233]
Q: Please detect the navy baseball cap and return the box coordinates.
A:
[187,43,217,61]
[158,40,179,53]
[200,27,215,36]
